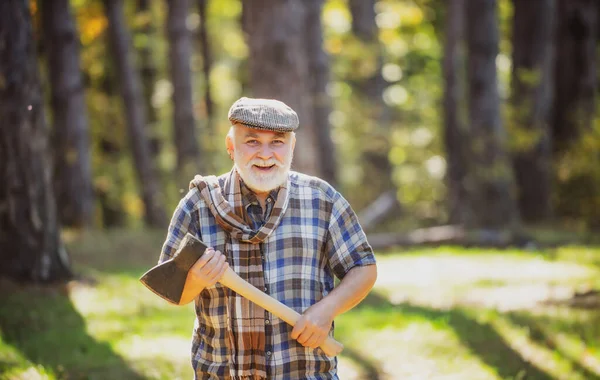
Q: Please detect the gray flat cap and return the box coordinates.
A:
[228,97,299,132]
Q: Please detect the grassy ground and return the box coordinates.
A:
[1,229,600,379]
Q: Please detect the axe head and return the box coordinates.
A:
[139,233,208,305]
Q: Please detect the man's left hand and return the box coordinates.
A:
[291,302,335,349]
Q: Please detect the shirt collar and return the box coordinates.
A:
[239,179,279,207]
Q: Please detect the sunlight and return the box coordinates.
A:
[382,63,403,82]
[323,6,351,34]
[117,335,191,362]
[491,317,593,380]
[376,254,595,287]
[340,320,494,380]
[425,156,446,179]
[383,84,408,106]
[374,253,598,310]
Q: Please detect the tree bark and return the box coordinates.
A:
[197,0,214,130]
[0,0,72,282]
[95,53,127,228]
[167,0,202,179]
[136,0,160,155]
[103,0,167,227]
[348,0,399,213]
[304,0,337,186]
[442,0,469,224]
[510,0,556,222]
[465,0,519,228]
[40,0,94,228]
[242,0,321,177]
[552,0,598,154]
[348,0,387,101]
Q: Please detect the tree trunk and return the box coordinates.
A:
[348,0,399,213]
[465,0,519,228]
[442,0,469,224]
[197,0,214,130]
[40,0,94,228]
[0,0,72,282]
[136,0,160,155]
[103,0,167,227]
[552,0,598,153]
[304,0,337,186]
[348,0,387,101]
[242,0,321,177]
[167,0,202,179]
[95,54,127,228]
[510,0,556,222]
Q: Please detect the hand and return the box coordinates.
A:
[290,302,335,349]
[188,247,229,290]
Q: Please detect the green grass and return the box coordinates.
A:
[1,229,600,379]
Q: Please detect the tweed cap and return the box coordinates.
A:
[228,97,299,132]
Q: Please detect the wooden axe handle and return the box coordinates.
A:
[219,267,344,357]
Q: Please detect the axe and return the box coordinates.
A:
[139,233,344,357]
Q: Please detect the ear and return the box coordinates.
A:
[225,133,234,157]
[291,133,297,152]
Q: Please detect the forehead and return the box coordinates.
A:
[235,124,288,139]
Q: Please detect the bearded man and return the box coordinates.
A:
[158,97,377,379]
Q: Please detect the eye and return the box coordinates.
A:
[272,140,285,145]
[245,139,259,146]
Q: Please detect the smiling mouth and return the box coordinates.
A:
[253,164,276,172]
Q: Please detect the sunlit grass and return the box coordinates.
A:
[1,229,600,379]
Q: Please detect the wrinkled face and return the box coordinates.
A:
[226,124,296,195]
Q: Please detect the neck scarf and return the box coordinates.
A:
[190,168,290,379]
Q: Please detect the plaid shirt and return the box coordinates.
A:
[240,181,278,231]
[159,171,376,379]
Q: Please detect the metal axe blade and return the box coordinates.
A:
[139,233,207,305]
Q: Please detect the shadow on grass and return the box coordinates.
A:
[340,345,383,380]
[356,292,555,380]
[0,281,144,380]
[507,312,600,380]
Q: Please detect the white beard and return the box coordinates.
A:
[234,149,293,193]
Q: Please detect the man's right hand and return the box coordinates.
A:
[179,248,229,304]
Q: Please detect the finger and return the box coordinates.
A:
[191,248,215,271]
[297,330,317,346]
[198,251,223,274]
[306,332,326,348]
[206,252,226,270]
[291,319,306,339]
[210,260,229,282]
[205,256,227,280]
[304,334,320,348]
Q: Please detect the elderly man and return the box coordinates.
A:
[159,97,377,379]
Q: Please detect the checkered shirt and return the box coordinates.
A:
[240,181,278,230]
[159,171,376,379]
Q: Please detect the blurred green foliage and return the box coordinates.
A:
[555,120,600,230]
[51,0,599,230]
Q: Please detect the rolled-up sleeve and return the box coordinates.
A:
[325,192,376,280]
[158,189,201,264]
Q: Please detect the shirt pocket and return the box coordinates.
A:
[199,283,229,328]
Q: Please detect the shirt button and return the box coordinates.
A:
[267,198,272,203]
[264,286,268,292]
[266,351,272,356]
[265,319,270,325]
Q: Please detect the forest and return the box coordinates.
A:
[1,0,600,379]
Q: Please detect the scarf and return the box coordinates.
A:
[189,168,290,379]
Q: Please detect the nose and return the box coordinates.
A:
[257,145,273,160]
